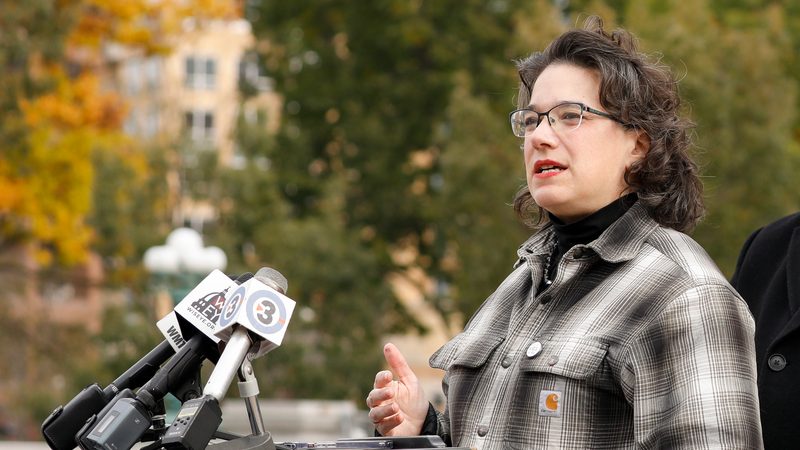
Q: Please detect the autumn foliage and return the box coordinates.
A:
[0,0,240,265]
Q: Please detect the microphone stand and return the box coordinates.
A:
[204,357,275,450]
[237,358,266,436]
[158,345,276,450]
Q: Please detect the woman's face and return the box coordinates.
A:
[524,63,645,223]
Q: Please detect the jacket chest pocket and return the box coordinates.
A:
[430,334,506,371]
[508,339,621,440]
[430,334,507,414]
[518,338,609,381]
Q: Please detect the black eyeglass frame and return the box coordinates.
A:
[508,102,629,138]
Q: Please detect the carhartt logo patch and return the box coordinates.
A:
[539,390,562,417]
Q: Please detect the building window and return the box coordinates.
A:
[185,56,217,89]
[184,110,214,141]
[124,60,143,95]
[238,52,273,94]
[144,57,161,91]
[123,106,160,139]
[124,56,162,95]
[143,106,160,138]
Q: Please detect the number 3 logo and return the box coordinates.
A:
[219,285,246,328]
[246,290,287,334]
[255,298,277,326]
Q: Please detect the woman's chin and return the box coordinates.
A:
[532,193,567,214]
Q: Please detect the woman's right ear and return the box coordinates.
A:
[632,129,650,160]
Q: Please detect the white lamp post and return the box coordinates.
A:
[143,227,228,310]
[142,227,228,419]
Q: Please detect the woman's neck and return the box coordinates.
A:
[549,192,637,256]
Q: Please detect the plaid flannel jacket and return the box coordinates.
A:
[428,203,762,449]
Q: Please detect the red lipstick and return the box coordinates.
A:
[533,159,567,178]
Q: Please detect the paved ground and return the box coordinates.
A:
[0,443,49,449]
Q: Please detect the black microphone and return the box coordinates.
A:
[41,340,174,450]
[67,271,253,450]
[160,267,295,449]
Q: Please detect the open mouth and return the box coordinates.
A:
[534,160,567,174]
[537,164,565,174]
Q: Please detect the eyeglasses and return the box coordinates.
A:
[509,102,626,138]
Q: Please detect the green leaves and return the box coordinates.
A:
[626,0,799,274]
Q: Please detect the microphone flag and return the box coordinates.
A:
[215,277,296,358]
[156,269,237,351]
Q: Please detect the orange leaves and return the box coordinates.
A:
[20,69,126,130]
[0,160,25,213]
[68,0,242,55]
[11,125,96,265]
[15,67,117,264]
[1,0,240,266]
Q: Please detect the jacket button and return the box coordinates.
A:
[526,341,543,358]
[573,248,587,259]
[540,294,552,305]
[501,357,512,368]
[768,354,787,372]
[477,425,489,437]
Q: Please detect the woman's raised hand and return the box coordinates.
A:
[365,343,430,436]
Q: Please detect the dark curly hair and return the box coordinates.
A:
[513,16,704,233]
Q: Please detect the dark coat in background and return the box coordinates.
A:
[731,212,800,449]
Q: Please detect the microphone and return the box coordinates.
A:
[41,340,174,450]
[75,271,253,450]
[43,271,252,450]
[160,267,295,449]
[207,267,292,398]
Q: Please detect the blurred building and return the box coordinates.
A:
[0,243,115,439]
[104,18,281,230]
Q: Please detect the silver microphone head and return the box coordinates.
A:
[254,267,288,294]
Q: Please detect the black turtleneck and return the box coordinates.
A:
[545,193,637,282]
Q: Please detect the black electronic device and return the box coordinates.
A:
[41,340,174,450]
[77,332,215,450]
[76,272,256,450]
[78,397,151,450]
[338,436,448,448]
[161,396,223,449]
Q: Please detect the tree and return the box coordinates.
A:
[0,0,241,267]
[208,110,403,400]
[424,75,531,319]
[196,0,542,401]
[190,0,800,406]
[624,0,799,274]
[0,0,240,437]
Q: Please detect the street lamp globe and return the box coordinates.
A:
[143,227,228,305]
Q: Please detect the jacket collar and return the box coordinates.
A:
[517,202,659,263]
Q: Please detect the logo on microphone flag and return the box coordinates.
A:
[215,278,296,358]
[157,269,238,351]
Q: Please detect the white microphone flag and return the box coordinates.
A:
[156,269,237,351]
[215,277,296,358]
